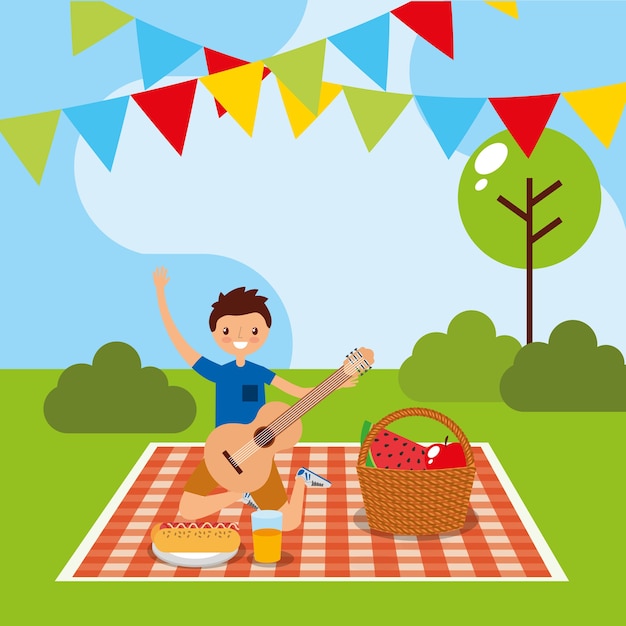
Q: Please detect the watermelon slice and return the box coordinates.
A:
[362,420,428,470]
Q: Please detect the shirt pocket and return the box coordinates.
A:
[241,384,259,402]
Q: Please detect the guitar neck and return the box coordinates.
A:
[269,367,349,436]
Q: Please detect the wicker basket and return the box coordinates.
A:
[357,407,476,535]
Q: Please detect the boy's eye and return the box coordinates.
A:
[222,327,229,335]
[251,327,258,335]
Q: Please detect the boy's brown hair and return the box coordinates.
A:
[209,287,272,331]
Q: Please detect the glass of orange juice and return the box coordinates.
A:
[251,510,283,563]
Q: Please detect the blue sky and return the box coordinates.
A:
[2,1,626,370]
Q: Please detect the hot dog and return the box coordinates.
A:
[151,521,240,553]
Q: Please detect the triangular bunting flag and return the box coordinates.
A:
[263,40,326,114]
[0,110,61,183]
[131,79,197,154]
[562,83,626,148]
[391,1,454,59]
[489,94,560,157]
[136,20,202,89]
[204,49,271,117]
[199,61,265,136]
[343,87,412,151]
[64,96,129,170]
[70,1,134,55]
[484,2,519,19]
[328,14,390,90]
[277,81,343,138]
[415,96,486,157]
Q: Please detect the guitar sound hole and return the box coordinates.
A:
[253,427,275,448]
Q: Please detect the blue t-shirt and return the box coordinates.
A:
[192,357,276,427]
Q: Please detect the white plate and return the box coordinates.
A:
[152,543,238,568]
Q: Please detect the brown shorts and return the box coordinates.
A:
[184,458,288,511]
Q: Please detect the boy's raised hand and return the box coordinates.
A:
[153,266,170,290]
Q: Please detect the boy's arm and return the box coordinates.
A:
[153,267,201,367]
[271,375,313,399]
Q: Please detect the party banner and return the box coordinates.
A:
[1,2,624,182]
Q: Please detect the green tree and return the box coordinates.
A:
[458,129,601,343]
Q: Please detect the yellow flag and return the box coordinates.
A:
[563,83,626,147]
[277,81,342,138]
[199,61,265,136]
[484,2,518,19]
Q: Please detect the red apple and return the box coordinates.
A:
[425,436,467,469]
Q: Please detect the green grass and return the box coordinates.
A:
[2,369,623,625]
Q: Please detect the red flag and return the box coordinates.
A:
[391,1,454,59]
[132,79,197,155]
[204,48,270,117]
[489,94,560,157]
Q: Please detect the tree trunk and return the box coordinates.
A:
[497,177,563,345]
[526,178,534,344]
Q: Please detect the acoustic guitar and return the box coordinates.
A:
[203,347,374,493]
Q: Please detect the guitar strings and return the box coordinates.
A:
[239,360,361,454]
[230,368,347,465]
[230,351,369,463]
[231,354,370,464]
[256,352,371,447]
[231,372,342,464]
[229,355,368,465]
[255,369,345,444]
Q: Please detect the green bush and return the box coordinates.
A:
[44,341,196,432]
[399,311,521,401]
[501,320,626,411]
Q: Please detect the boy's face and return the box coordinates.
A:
[211,312,270,358]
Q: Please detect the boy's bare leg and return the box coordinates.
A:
[178,490,242,521]
[279,478,307,531]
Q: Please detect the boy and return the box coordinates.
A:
[153,267,358,531]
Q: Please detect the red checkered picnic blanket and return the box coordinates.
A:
[59,443,565,581]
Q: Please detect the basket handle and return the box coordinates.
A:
[357,407,474,468]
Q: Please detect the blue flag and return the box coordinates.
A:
[64,96,129,170]
[329,14,390,90]
[136,20,202,89]
[415,96,486,157]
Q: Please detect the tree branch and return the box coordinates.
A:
[531,180,562,206]
[532,217,563,243]
[497,195,527,220]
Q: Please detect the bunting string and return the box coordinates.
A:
[2,1,624,184]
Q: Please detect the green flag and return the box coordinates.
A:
[343,86,412,151]
[70,1,134,55]
[0,110,61,184]
[264,40,326,114]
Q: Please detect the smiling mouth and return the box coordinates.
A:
[233,341,248,350]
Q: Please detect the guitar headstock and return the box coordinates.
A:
[343,347,374,376]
